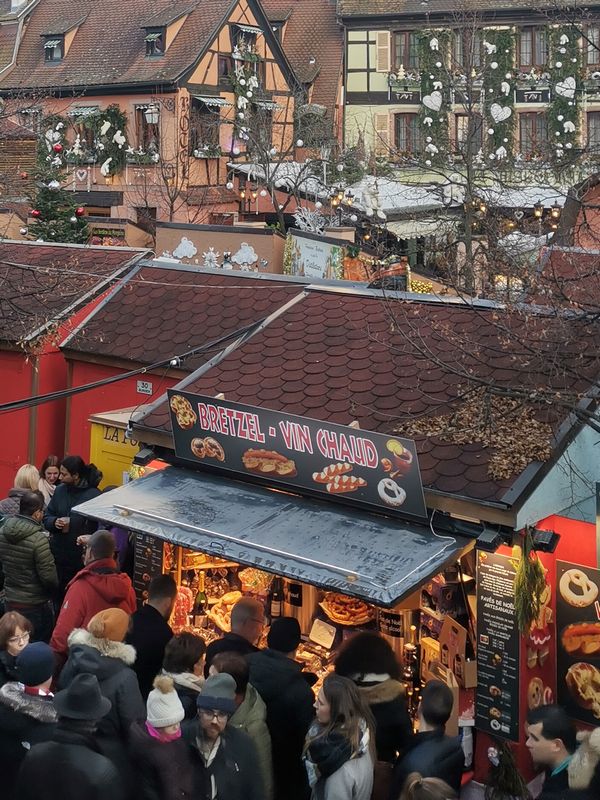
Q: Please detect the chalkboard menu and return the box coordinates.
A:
[133,532,164,608]
[475,551,520,741]
[556,561,600,725]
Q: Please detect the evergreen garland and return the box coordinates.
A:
[548,26,582,165]
[418,30,451,164]
[482,29,516,161]
[65,105,133,174]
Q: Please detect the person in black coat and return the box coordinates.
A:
[128,574,177,699]
[0,611,33,687]
[43,456,102,606]
[335,631,413,764]
[204,596,264,676]
[247,617,315,800]
[15,672,125,800]
[525,705,578,800]
[0,642,57,799]
[161,632,206,719]
[389,680,463,800]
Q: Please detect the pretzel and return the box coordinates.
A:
[204,437,225,461]
[560,569,599,608]
[378,478,406,507]
[191,438,206,458]
[170,395,197,429]
[313,463,353,483]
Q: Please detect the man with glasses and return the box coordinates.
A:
[204,596,265,676]
[184,672,264,800]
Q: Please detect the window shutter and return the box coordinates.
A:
[374,113,391,155]
[375,31,391,73]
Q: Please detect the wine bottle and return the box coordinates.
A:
[270,577,283,620]
[192,572,208,628]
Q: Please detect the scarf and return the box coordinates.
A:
[162,669,204,693]
[38,478,56,506]
[145,721,181,742]
[304,720,370,788]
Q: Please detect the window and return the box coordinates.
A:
[231,26,258,56]
[393,32,419,70]
[519,28,548,68]
[519,112,547,155]
[247,105,273,155]
[455,114,483,155]
[145,28,165,57]
[218,55,233,84]
[587,26,600,66]
[69,107,99,149]
[189,99,220,154]
[271,23,283,43]
[44,36,64,62]
[453,31,481,69]
[18,108,42,133]
[588,112,600,151]
[394,113,422,153]
[135,107,160,151]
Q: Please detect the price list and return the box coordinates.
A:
[475,552,520,741]
[133,532,164,607]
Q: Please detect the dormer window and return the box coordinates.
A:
[44,36,64,62]
[145,28,165,57]
[231,24,261,56]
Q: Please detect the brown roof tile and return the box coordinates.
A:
[338,0,549,17]
[0,240,146,344]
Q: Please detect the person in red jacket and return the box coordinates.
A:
[50,529,136,666]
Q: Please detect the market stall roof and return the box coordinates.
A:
[73,466,471,607]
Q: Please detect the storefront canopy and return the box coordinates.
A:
[74,467,471,607]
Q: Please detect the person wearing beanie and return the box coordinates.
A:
[248,616,315,800]
[15,673,125,800]
[59,608,145,791]
[183,672,265,800]
[0,642,57,798]
[130,675,194,800]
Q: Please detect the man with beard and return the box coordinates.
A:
[183,672,264,800]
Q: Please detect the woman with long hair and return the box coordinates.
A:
[399,773,457,800]
[304,674,375,800]
[38,455,60,507]
[0,464,40,517]
[43,455,102,603]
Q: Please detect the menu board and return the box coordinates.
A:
[167,390,427,521]
[133,532,164,607]
[557,561,600,725]
[475,551,520,741]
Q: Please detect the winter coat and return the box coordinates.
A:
[129,720,194,800]
[205,631,259,674]
[59,628,145,781]
[128,604,173,699]
[0,515,58,605]
[50,558,136,659]
[183,720,265,800]
[162,670,204,719]
[389,728,464,798]
[15,723,125,800]
[0,648,18,686]
[355,677,413,763]
[0,488,30,519]
[230,682,274,800]
[305,721,374,800]
[248,648,315,800]
[43,472,101,584]
[0,682,57,799]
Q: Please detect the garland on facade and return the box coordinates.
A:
[65,105,131,175]
[548,26,582,165]
[418,30,451,165]
[481,28,516,162]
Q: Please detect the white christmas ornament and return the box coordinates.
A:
[315,201,323,209]
[201,247,220,269]
[566,142,573,148]
[112,130,126,148]
[559,47,566,54]
[100,120,111,136]
[47,180,60,190]
[232,242,259,268]
[501,81,511,95]
[555,76,576,99]
[293,207,326,234]
[557,115,564,121]
[296,139,304,147]
[423,117,433,126]
[269,147,278,156]
[226,181,234,189]
[555,62,562,69]
[422,91,442,111]
[425,143,439,154]
[425,159,432,166]
[490,103,512,123]
[490,61,498,70]
[433,81,443,90]
[232,146,241,155]
[19,227,27,235]
[173,237,198,260]
[429,37,439,51]
[483,40,497,55]
[435,61,442,68]
[503,138,508,143]
[488,128,495,135]
[350,214,358,223]
[563,120,576,133]
[100,157,113,176]
[426,136,432,143]
[505,73,512,79]
[260,189,268,197]
[495,146,507,160]
[559,34,569,45]
[336,163,344,172]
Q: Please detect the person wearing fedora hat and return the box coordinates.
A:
[14,673,125,800]
[129,675,194,800]
[183,672,264,800]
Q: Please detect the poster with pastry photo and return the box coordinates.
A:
[556,561,600,725]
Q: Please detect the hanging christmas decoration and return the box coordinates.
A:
[482,29,516,159]
[52,143,63,153]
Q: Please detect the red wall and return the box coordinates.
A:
[0,350,35,493]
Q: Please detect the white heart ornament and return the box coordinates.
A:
[75,169,87,181]
[422,91,442,112]
[514,210,524,220]
[490,103,512,123]
[555,76,576,99]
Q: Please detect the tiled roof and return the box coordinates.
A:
[0,240,147,344]
[0,0,231,90]
[261,0,342,108]
[137,288,599,503]
[141,2,197,29]
[530,247,600,308]
[0,20,18,68]
[61,264,307,369]
[337,0,554,17]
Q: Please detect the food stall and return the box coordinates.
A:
[74,392,478,734]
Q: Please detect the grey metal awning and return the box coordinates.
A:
[192,95,232,108]
[74,467,470,607]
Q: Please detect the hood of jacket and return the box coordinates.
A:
[0,514,45,543]
[0,682,57,723]
[230,683,266,729]
[66,628,136,681]
[247,648,305,700]
[66,558,133,605]
[163,669,204,694]
[357,678,406,706]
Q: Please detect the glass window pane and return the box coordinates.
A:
[520,30,532,66]
[588,27,600,65]
[535,30,548,66]
[520,114,534,155]
[454,31,463,67]
[409,33,419,69]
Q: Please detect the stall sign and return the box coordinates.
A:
[133,532,164,607]
[556,561,600,725]
[167,390,427,520]
[475,551,520,741]
[378,609,404,638]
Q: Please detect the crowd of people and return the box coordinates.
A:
[0,457,599,800]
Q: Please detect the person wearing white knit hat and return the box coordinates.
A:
[129,675,194,800]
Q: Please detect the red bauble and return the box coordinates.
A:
[52,143,63,153]
[19,171,28,179]
[75,207,85,217]
[31,209,41,218]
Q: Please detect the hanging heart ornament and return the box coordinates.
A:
[554,76,576,99]
[490,103,512,123]
[75,168,88,181]
[422,91,442,112]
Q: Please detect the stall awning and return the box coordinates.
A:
[74,467,470,607]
